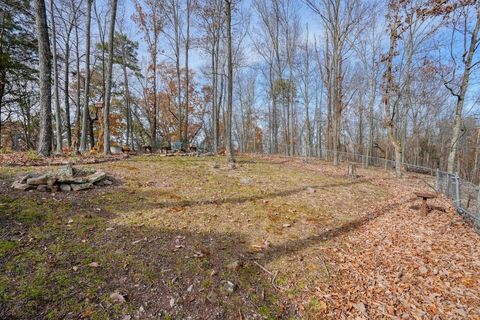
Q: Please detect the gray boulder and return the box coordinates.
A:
[11,181,32,190]
[88,171,106,184]
[71,182,93,191]
[59,184,72,192]
[26,174,49,185]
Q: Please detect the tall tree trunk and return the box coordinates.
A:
[121,49,132,147]
[103,0,118,155]
[64,31,72,148]
[304,34,312,156]
[211,43,218,153]
[80,0,92,152]
[473,127,480,184]
[174,0,182,148]
[34,0,52,156]
[447,8,480,173]
[50,0,62,154]
[384,3,402,178]
[74,14,81,153]
[151,41,157,148]
[184,0,191,146]
[0,73,4,148]
[225,0,235,163]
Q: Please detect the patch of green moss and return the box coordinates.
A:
[0,275,9,302]
[258,305,277,319]
[0,240,17,257]
[306,297,327,313]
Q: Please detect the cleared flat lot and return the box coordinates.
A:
[0,155,478,319]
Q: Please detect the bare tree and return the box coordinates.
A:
[80,0,93,152]
[443,5,480,173]
[306,0,366,165]
[49,0,62,154]
[225,0,234,162]
[57,0,81,148]
[132,0,163,148]
[103,0,118,155]
[383,0,404,177]
[198,0,224,153]
[72,0,83,153]
[183,0,192,146]
[34,0,53,156]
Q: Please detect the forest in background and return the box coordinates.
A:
[0,0,479,182]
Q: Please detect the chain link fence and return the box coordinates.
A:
[435,170,480,231]
[266,145,480,231]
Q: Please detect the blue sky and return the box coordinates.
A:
[117,0,324,74]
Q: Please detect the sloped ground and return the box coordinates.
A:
[0,154,478,319]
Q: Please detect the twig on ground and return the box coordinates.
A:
[253,260,272,275]
[271,271,280,290]
[237,308,243,320]
[317,256,330,279]
[252,260,281,290]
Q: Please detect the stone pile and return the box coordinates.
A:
[11,164,112,192]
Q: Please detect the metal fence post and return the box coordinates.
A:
[455,173,461,208]
[435,168,440,192]
[446,173,451,198]
[477,185,480,215]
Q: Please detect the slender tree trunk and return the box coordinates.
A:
[0,15,4,148]
[50,0,62,154]
[151,42,157,148]
[304,35,312,156]
[80,0,92,152]
[89,113,95,149]
[103,0,118,156]
[64,33,72,148]
[34,0,52,156]
[184,0,191,146]
[211,44,218,152]
[121,50,131,147]
[473,127,480,184]
[0,75,4,148]
[74,15,81,153]
[173,0,182,148]
[225,0,234,163]
[447,9,480,173]
[384,4,402,177]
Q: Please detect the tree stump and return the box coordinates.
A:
[347,163,357,179]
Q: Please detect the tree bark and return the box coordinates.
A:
[64,29,72,148]
[34,0,52,156]
[225,0,235,163]
[80,0,92,152]
[74,12,81,153]
[447,8,480,173]
[184,0,191,146]
[50,0,62,154]
[121,48,132,147]
[384,2,402,178]
[173,0,182,148]
[103,0,118,155]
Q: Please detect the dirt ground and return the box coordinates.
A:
[0,154,478,319]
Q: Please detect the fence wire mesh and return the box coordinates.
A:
[264,145,480,231]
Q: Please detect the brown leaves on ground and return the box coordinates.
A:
[308,174,480,319]
[1,154,478,319]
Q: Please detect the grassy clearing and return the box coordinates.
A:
[0,155,389,319]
